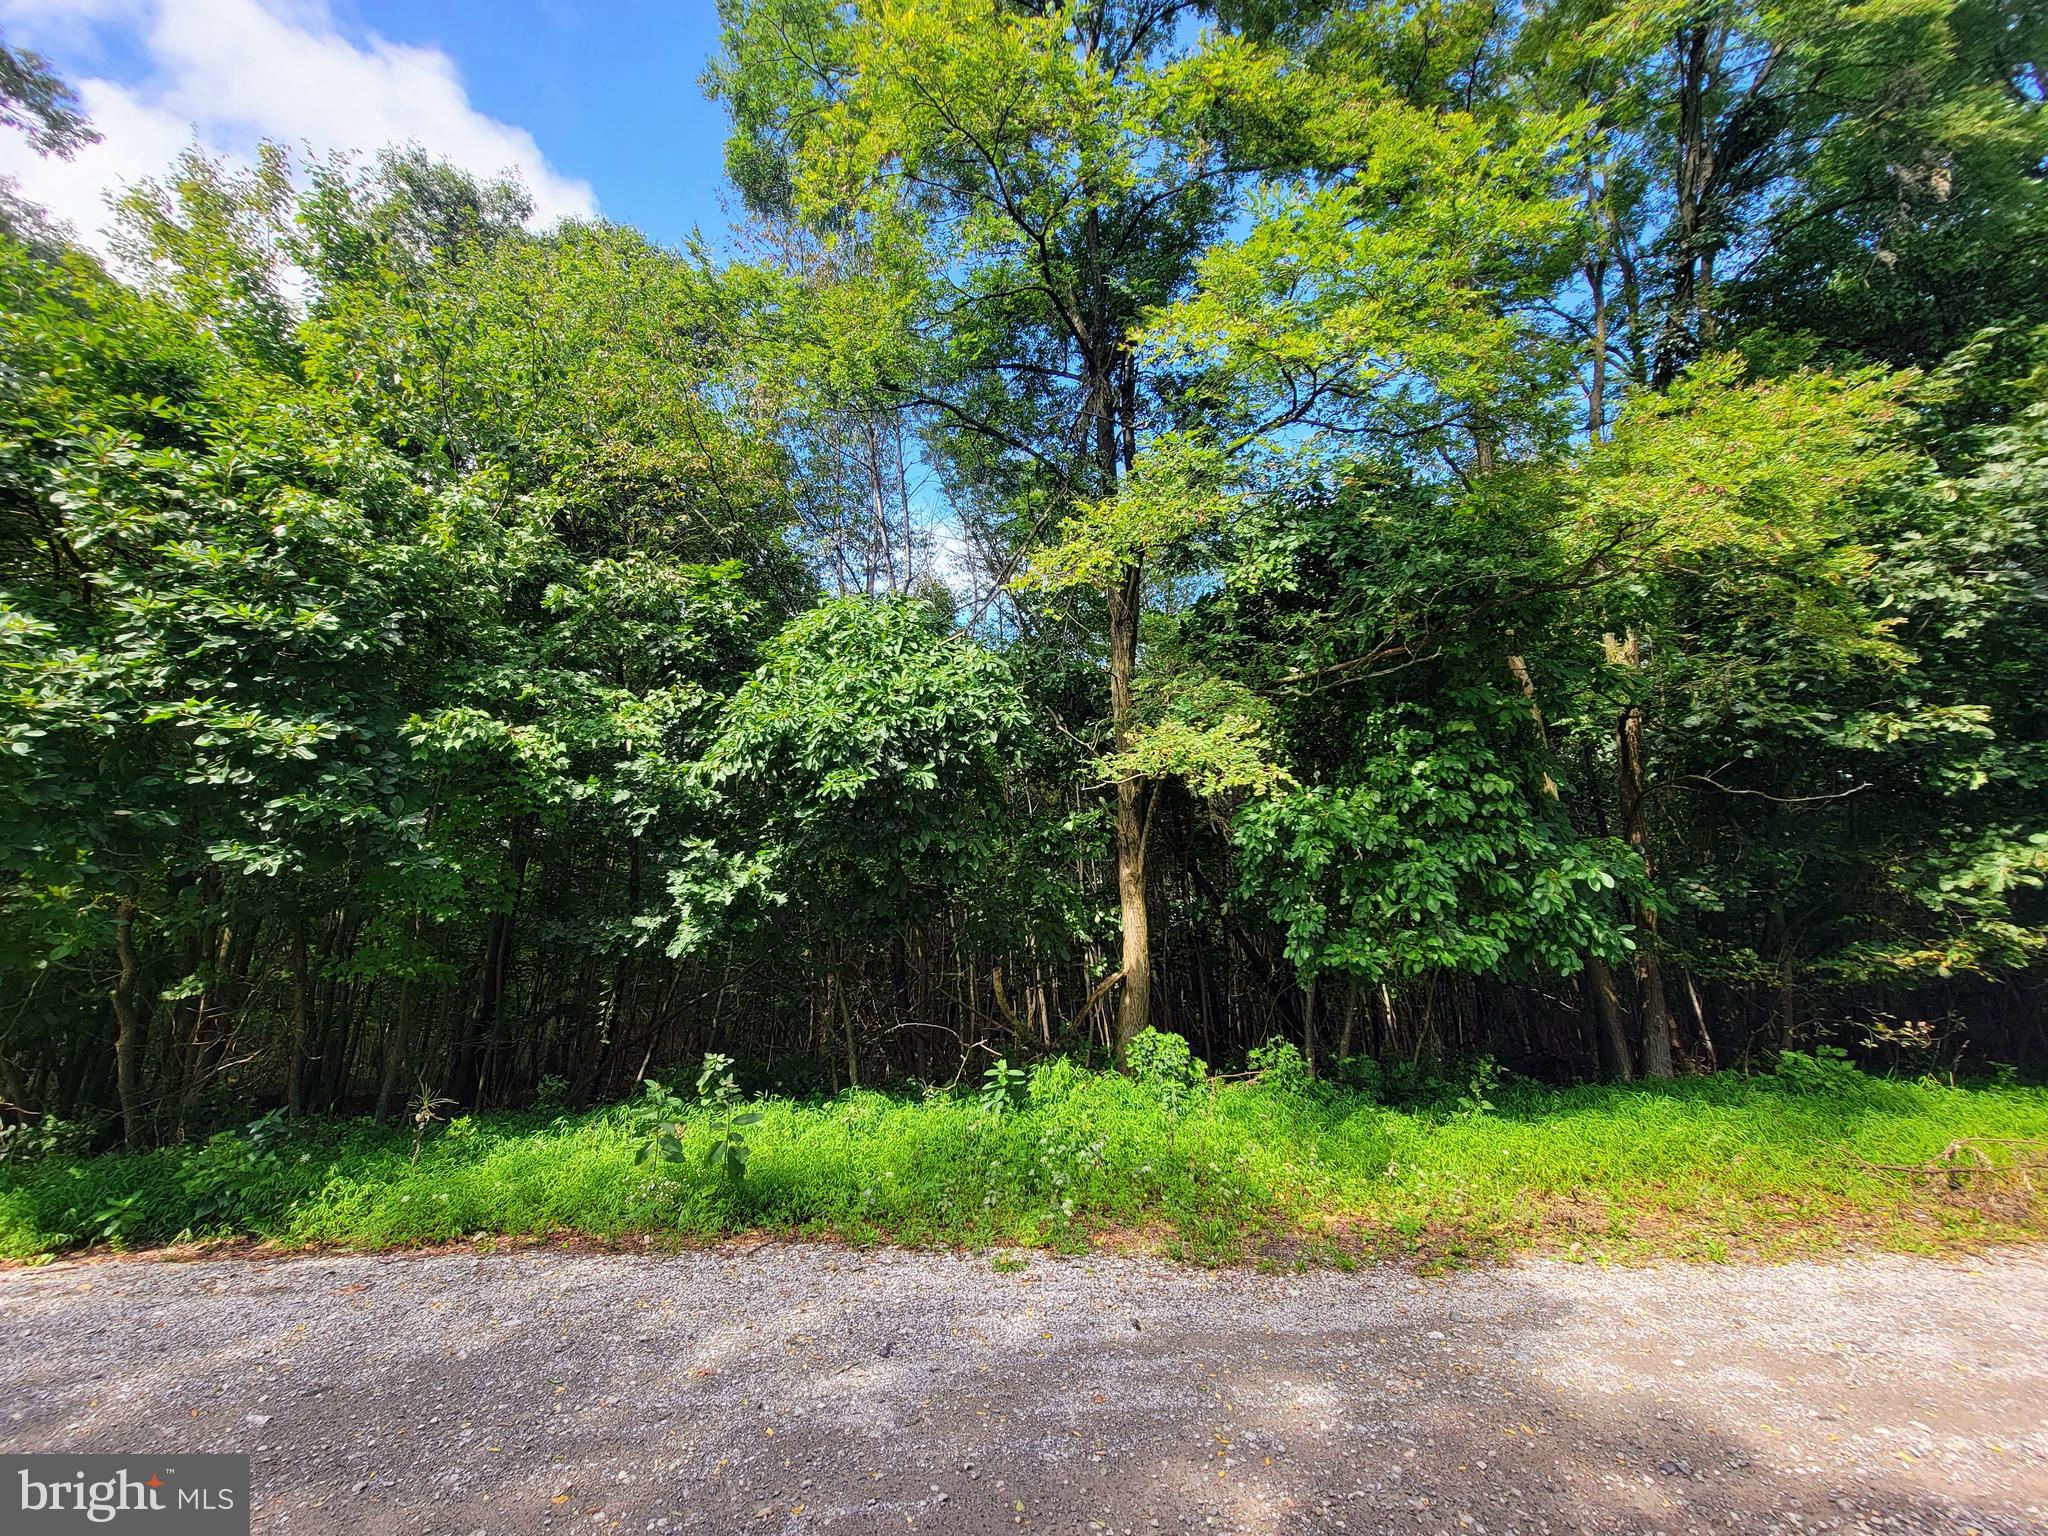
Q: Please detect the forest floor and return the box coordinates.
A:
[2,1242,2044,1535]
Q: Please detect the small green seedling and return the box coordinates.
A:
[634,1053,758,1184]
[409,1080,455,1163]
[979,1057,1028,1117]
[696,1052,759,1184]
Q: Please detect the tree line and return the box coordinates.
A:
[1,0,2043,1146]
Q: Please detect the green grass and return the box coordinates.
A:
[4,1066,2045,1268]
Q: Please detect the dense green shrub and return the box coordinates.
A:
[1125,1028,1205,1112]
[1247,1039,1313,1096]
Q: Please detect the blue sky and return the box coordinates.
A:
[0,0,743,253]
[342,0,737,248]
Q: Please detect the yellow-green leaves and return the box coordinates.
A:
[1145,93,1585,449]
[1572,355,1917,570]
[801,1,1129,241]
[1107,712,1293,800]
[1019,433,1234,592]
[1100,669,1291,801]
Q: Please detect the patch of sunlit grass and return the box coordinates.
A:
[2,1068,2042,1266]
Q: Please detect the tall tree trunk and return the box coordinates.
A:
[375,909,425,1121]
[167,994,202,1142]
[1613,637,1677,1077]
[1584,955,1637,1082]
[835,958,860,1089]
[1579,161,1645,1086]
[287,922,311,1117]
[1656,23,1715,387]
[111,893,145,1147]
[326,978,367,1113]
[1302,977,1318,1078]
[1082,184,1152,1061]
[1770,904,1799,1050]
[460,845,529,1107]
[462,912,512,1106]
[1508,652,1633,1078]
[1585,246,1609,438]
[376,981,414,1122]
[317,911,363,1110]
[188,917,259,1116]
[838,968,860,1089]
[1109,559,1151,1059]
[172,895,229,1142]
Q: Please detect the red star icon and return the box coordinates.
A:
[146,1476,163,1488]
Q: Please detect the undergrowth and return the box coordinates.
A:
[3,1052,2044,1268]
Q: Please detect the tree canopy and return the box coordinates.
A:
[1,0,2043,1143]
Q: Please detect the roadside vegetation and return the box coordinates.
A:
[3,3,2047,1164]
[2,0,2045,1288]
[5,1043,2043,1269]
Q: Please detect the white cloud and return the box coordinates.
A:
[0,0,597,252]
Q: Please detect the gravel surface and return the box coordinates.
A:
[2,1242,2044,1535]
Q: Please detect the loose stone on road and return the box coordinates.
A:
[3,1243,2043,1534]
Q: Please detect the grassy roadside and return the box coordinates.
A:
[3,1064,2045,1269]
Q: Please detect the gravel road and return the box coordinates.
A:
[2,1242,2044,1535]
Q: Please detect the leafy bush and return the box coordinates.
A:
[696,1053,760,1183]
[1027,1056,1085,1105]
[533,1075,572,1114]
[1374,1057,1484,1111]
[89,1190,150,1247]
[1776,1045,1864,1095]
[179,1109,292,1230]
[1247,1038,1312,1097]
[0,1112,104,1164]
[1333,1055,1384,1101]
[626,1053,761,1184]
[627,1077,695,1167]
[1125,1028,1205,1113]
